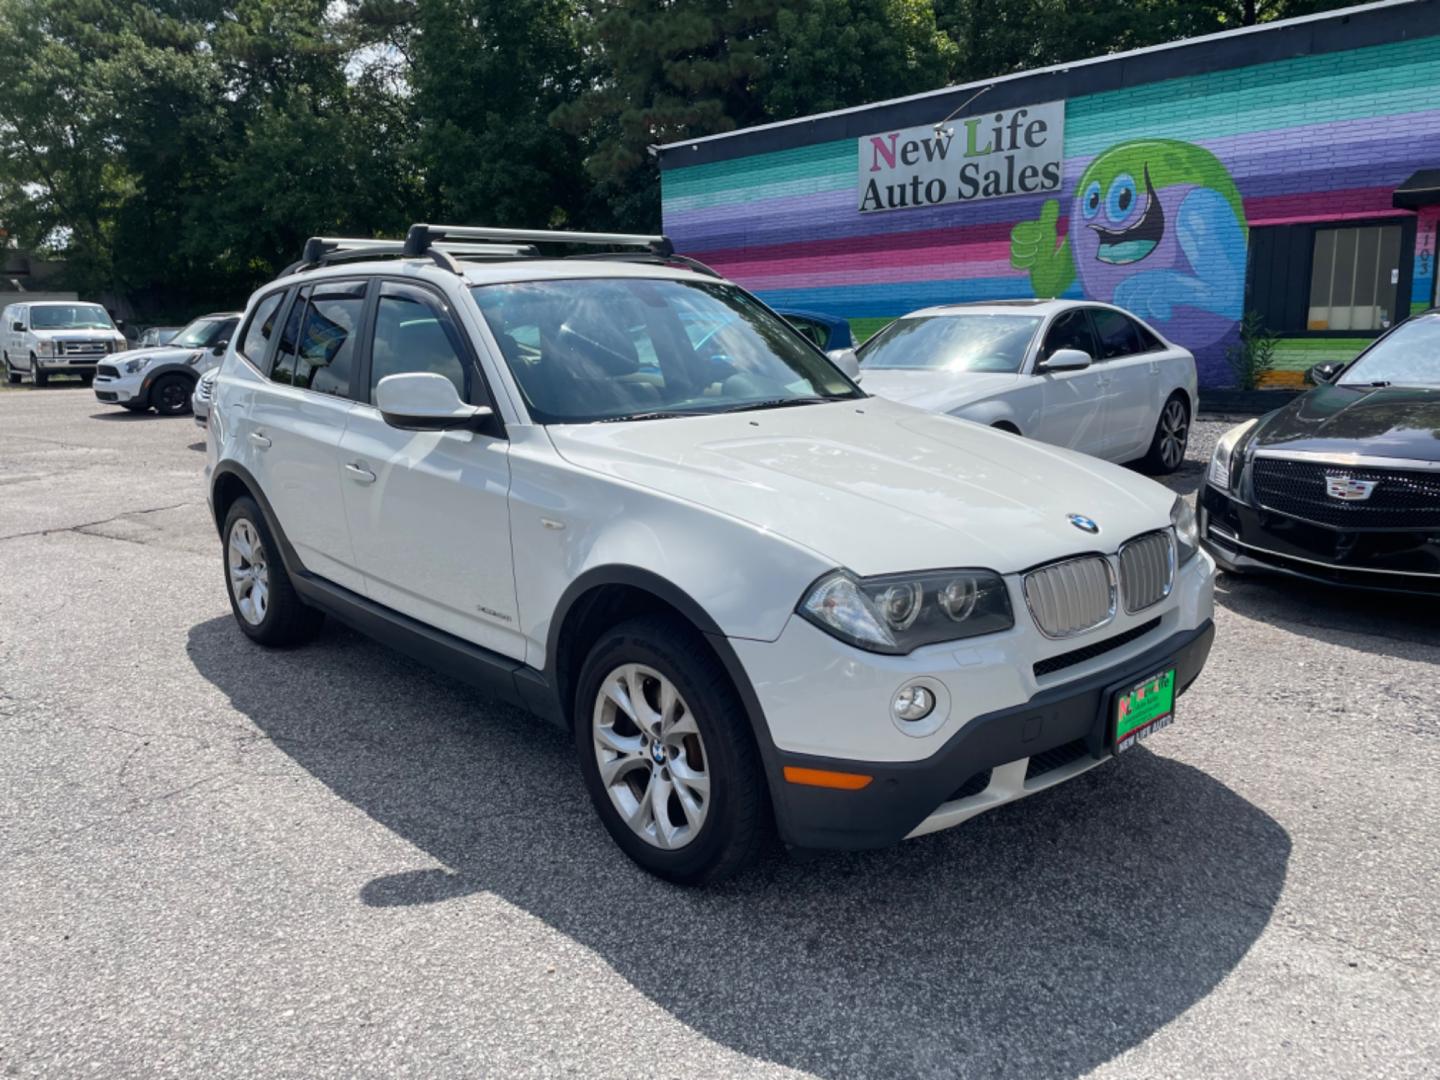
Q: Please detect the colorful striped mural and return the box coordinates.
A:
[661,33,1440,389]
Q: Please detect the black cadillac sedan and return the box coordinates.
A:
[1201,309,1440,595]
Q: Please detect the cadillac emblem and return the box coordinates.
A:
[1324,474,1379,501]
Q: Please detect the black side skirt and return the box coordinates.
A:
[290,572,565,728]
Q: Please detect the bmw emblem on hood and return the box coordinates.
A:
[1068,513,1100,534]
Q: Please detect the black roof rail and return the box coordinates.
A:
[404,223,673,259]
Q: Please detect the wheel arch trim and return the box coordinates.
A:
[542,565,789,824]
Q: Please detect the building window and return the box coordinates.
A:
[1306,224,1403,331]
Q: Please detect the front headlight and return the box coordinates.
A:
[123,355,154,375]
[799,568,1013,654]
[36,340,54,356]
[1171,498,1199,564]
[1207,418,1258,492]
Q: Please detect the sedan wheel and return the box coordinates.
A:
[227,518,270,626]
[1140,396,1190,475]
[1159,399,1189,470]
[593,663,710,850]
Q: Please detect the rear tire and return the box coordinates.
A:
[152,373,193,416]
[574,615,768,885]
[30,355,47,387]
[3,352,18,384]
[222,496,324,647]
[1139,394,1189,475]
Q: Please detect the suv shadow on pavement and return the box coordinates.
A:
[187,615,1290,1080]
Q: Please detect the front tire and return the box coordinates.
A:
[574,615,768,885]
[30,355,47,387]
[1139,394,1189,474]
[152,373,193,416]
[222,496,324,646]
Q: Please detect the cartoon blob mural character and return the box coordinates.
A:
[1011,139,1247,383]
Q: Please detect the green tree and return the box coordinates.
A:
[554,0,962,229]
[400,0,588,228]
[760,0,959,119]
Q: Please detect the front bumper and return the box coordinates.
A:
[1200,484,1440,595]
[761,620,1214,849]
[36,357,103,374]
[93,370,147,406]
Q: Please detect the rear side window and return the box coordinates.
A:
[1042,309,1099,360]
[786,316,827,348]
[270,287,310,385]
[1135,320,1164,351]
[294,281,367,396]
[239,292,287,369]
[1090,308,1143,360]
[368,286,470,403]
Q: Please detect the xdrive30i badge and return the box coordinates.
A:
[1325,475,1379,502]
[1068,513,1100,534]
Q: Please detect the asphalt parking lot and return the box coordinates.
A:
[2,383,1437,1079]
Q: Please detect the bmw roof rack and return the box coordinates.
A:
[283,225,711,279]
[403,224,672,258]
[284,236,543,276]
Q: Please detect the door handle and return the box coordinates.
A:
[345,462,376,484]
[248,431,271,448]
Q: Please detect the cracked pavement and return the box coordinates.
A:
[1,385,1437,1078]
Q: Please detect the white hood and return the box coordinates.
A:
[857,368,1020,414]
[34,328,125,343]
[547,396,1176,577]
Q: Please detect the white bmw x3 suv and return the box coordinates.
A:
[205,225,1215,884]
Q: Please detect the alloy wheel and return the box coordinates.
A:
[592,663,710,850]
[158,380,188,412]
[1160,399,1189,470]
[227,518,269,626]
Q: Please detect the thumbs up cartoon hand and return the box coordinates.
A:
[1010,199,1061,270]
[1009,199,1075,298]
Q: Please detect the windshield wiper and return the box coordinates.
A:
[719,396,835,414]
[596,410,704,423]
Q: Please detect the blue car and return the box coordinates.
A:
[775,309,853,352]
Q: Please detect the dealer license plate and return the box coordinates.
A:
[1113,668,1176,754]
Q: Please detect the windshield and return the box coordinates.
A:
[1338,316,1440,388]
[29,304,114,331]
[171,318,231,349]
[470,278,862,423]
[858,314,1041,373]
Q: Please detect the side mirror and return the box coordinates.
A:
[1039,348,1092,373]
[827,347,862,383]
[12,321,24,333]
[212,340,230,355]
[376,372,492,432]
[1306,361,1343,385]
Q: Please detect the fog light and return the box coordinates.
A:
[893,684,936,723]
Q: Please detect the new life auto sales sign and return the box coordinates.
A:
[857,100,1065,213]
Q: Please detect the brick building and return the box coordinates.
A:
[656,0,1440,389]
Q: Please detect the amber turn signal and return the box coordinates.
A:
[782,766,873,790]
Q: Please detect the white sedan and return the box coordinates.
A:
[856,299,1196,473]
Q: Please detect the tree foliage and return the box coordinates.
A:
[0,0,1357,314]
